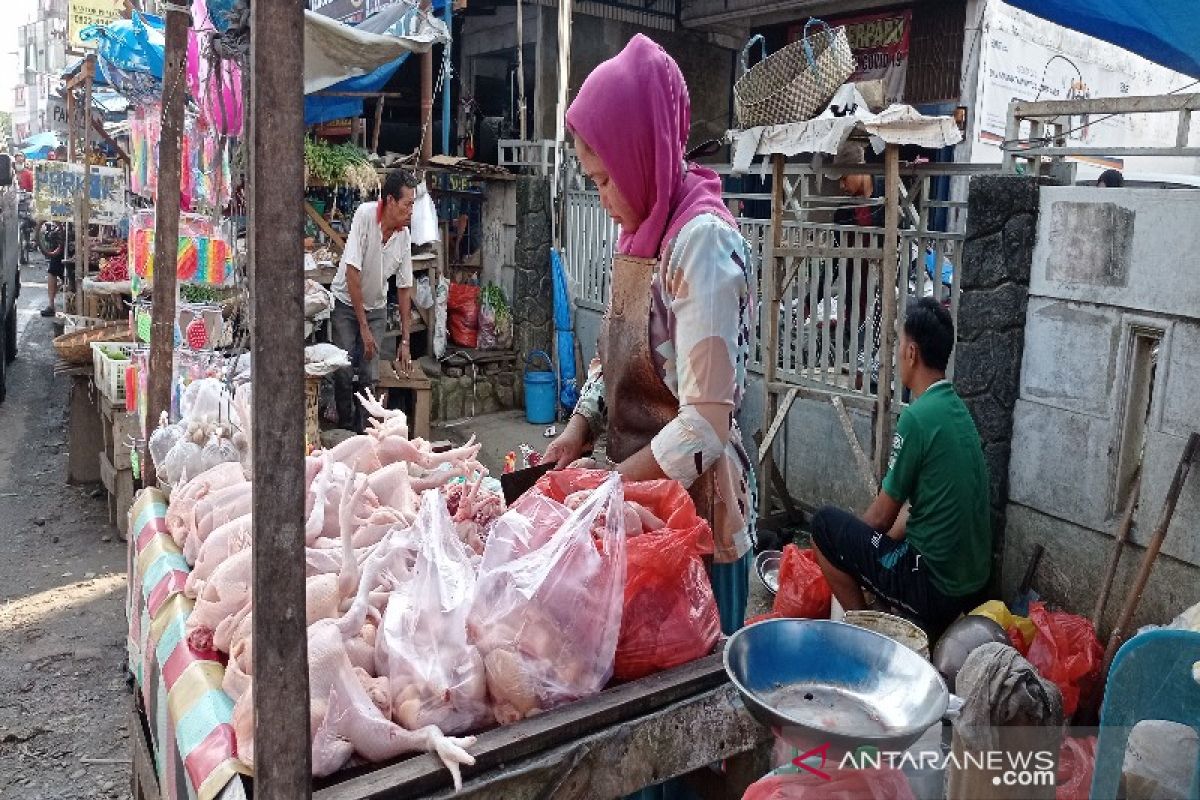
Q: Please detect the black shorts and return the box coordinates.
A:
[812,506,984,637]
[47,255,70,279]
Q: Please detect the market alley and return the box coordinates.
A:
[0,270,131,800]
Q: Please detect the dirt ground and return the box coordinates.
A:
[0,268,132,799]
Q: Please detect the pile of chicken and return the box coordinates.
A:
[166,390,508,787]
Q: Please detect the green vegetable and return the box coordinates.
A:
[304,137,379,194]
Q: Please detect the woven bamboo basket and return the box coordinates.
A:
[734,21,855,129]
[53,323,133,365]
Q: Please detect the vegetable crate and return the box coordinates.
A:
[91,341,137,406]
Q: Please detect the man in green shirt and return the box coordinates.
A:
[812,297,991,636]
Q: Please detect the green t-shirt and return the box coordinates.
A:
[881,381,991,596]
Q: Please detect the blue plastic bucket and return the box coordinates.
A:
[524,350,557,424]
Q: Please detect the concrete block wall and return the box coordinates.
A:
[1006,186,1200,631]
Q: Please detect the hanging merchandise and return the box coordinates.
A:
[78,12,166,103]
[128,105,231,210]
[433,277,449,359]
[410,185,440,245]
[129,210,235,290]
[187,7,244,136]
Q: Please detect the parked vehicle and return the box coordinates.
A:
[0,156,21,403]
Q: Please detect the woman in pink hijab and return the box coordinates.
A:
[545,35,757,639]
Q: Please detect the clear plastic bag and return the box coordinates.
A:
[379,491,490,734]
[201,435,242,472]
[148,414,185,473]
[469,473,628,724]
[180,378,235,425]
[163,439,204,486]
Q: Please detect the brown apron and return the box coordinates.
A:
[598,253,717,527]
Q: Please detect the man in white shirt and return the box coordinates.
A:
[330,168,418,431]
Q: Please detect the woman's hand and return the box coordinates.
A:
[544,415,591,469]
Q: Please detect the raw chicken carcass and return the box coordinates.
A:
[185,481,254,563]
[165,462,246,547]
[185,514,252,599]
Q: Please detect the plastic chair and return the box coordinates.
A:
[1090,629,1200,800]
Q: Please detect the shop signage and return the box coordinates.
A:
[789,9,911,105]
[69,0,128,51]
[33,161,127,226]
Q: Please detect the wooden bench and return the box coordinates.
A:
[376,361,431,441]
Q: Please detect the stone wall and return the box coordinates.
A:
[512,175,553,364]
[427,356,520,422]
[954,175,1037,589]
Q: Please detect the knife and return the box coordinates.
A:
[500,462,557,505]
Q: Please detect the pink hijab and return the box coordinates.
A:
[566,35,735,259]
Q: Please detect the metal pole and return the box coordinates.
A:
[442,0,452,155]
[147,6,189,432]
[249,0,310,793]
[516,0,526,141]
[420,0,433,163]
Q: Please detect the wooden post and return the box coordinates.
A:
[147,7,189,432]
[372,97,385,155]
[872,144,900,480]
[250,0,310,793]
[759,154,785,519]
[420,0,434,163]
[76,56,95,315]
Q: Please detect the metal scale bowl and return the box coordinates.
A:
[724,618,948,752]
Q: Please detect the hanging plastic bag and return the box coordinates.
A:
[380,491,491,734]
[1056,735,1096,800]
[410,187,439,246]
[743,768,916,800]
[414,276,434,311]
[469,473,628,724]
[433,277,449,359]
[200,435,241,473]
[1026,602,1102,717]
[774,545,832,620]
[448,283,481,349]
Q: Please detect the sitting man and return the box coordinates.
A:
[812,297,991,636]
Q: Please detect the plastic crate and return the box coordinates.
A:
[91,341,137,405]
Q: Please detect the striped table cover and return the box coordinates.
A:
[127,489,250,800]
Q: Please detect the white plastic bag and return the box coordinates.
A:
[379,491,490,734]
[468,473,628,724]
[414,275,434,311]
[201,435,242,472]
[410,186,439,246]
[433,277,449,359]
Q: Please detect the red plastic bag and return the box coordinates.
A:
[774,545,832,620]
[615,525,721,680]
[743,768,915,800]
[521,469,721,680]
[1056,735,1096,800]
[447,283,480,348]
[1026,602,1103,717]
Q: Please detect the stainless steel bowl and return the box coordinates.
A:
[725,618,948,751]
[754,549,782,597]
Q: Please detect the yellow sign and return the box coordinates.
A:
[69,0,127,50]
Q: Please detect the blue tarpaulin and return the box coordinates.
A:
[21,131,61,158]
[1005,0,1200,78]
[304,54,409,127]
[551,249,579,413]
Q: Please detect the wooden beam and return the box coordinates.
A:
[872,144,900,480]
[758,386,798,465]
[832,395,877,494]
[90,115,130,164]
[147,12,187,442]
[250,0,311,794]
[775,246,886,261]
[1012,93,1200,118]
[314,654,731,799]
[304,200,345,252]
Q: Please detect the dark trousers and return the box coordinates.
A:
[331,300,387,432]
